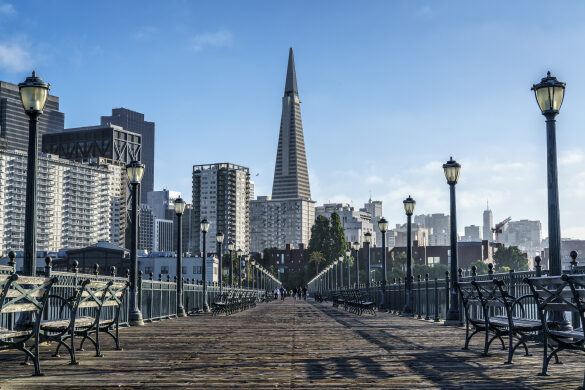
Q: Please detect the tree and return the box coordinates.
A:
[494,246,529,271]
[309,251,326,274]
[470,259,489,275]
[308,216,330,259]
[329,213,347,261]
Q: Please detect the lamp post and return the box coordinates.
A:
[200,218,210,312]
[378,217,389,309]
[126,161,145,326]
[216,232,224,292]
[174,197,186,317]
[352,241,360,288]
[364,232,372,292]
[246,257,250,289]
[251,260,256,289]
[532,72,565,276]
[19,72,50,276]
[227,242,235,288]
[237,249,243,288]
[443,157,461,324]
[345,248,351,287]
[339,255,345,289]
[402,195,416,316]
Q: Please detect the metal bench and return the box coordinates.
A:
[524,274,585,385]
[0,273,58,376]
[456,279,542,363]
[41,278,128,364]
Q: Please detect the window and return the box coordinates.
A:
[193,266,202,274]
[145,266,153,275]
[161,265,169,274]
[182,266,187,274]
[428,257,441,266]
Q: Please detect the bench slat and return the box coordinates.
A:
[1,302,39,313]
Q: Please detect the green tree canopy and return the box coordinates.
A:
[308,215,330,258]
[308,251,326,274]
[329,213,348,261]
[470,259,489,275]
[494,246,529,271]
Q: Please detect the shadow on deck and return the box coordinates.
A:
[0,299,581,389]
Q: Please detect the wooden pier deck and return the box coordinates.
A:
[0,299,581,389]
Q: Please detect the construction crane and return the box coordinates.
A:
[492,217,511,243]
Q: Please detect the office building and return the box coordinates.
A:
[147,189,181,220]
[154,219,174,252]
[0,80,64,152]
[415,213,450,246]
[361,198,383,246]
[249,48,315,252]
[138,204,155,253]
[101,108,155,200]
[463,225,482,242]
[483,206,494,242]
[192,163,250,255]
[501,219,542,255]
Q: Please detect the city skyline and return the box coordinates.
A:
[2,2,585,239]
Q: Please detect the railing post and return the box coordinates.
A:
[458,268,463,325]
[138,270,143,319]
[445,271,450,319]
[471,265,477,280]
[94,263,100,277]
[534,256,542,277]
[7,251,16,274]
[570,251,578,273]
[44,257,52,321]
[434,277,440,322]
[44,256,52,278]
[111,266,116,277]
[425,273,430,320]
[417,275,422,319]
[488,263,494,279]
[149,272,154,321]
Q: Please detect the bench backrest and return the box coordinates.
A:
[0,274,57,314]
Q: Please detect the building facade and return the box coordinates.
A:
[192,163,250,255]
[463,225,482,242]
[483,207,493,242]
[0,150,123,254]
[500,219,542,256]
[101,108,155,200]
[414,213,450,246]
[315,203,376,245]
[0,80,64,152]
[153,219,174,252]
[138,204,155,252]
[361,198,383,247]
[250,196,315,253]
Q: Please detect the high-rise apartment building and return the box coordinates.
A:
[483,206,493,242]
[501,219,542,255]
[192,163,250,255]
[0,80,65,152]
[146,189,181,220]
[463,225,482,242]
[0,150,123,253]
[361,198,383,246]
[250,48,315,253]
[138,204,155,252]
[153,219,174,252]
[101,108,155,200]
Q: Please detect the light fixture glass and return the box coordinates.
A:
[126,161,145,184]
[532,71,566,113]
[19,71,50,112]
[378,217,389,233]
[216,232,224,243]
[443,157,461,184]
[174,197,186,215]
[200,219,210,233]
[403,195,416,216]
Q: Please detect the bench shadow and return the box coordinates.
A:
[311,302,573,389]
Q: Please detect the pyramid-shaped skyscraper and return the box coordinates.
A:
[272,48,311,200]
[250,48,315,253]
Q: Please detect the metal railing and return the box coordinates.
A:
[0,265,268,331]
[311,265,553,323]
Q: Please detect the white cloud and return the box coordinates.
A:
[0,42,32,72]
[560,149,585,167]
[190,30,233,52]
[0,2,15,16]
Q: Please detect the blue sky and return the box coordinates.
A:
[2,1,585,239]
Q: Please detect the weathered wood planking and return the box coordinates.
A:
[0,299,581,389]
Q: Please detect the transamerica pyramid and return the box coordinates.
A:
[271,48,311,200]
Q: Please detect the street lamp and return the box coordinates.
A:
[352,241,360,288]
[227,241,235,288]
[378,217,389,309]
[216,232,224,292]
[200,218,211,312]
[19,71,50,276]
[532,72,565,276]
[237,249,243,288]
[334,260,339,289]
[251,259,256,289]
[402,195,416,316]
[364,232,372,292]
[339,255,345,289]
[126,160,145,326]
[174,197,186,317]
[443,157,461,324]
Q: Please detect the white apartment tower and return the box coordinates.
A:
[0,150,123,254]
[191,163,250,255]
